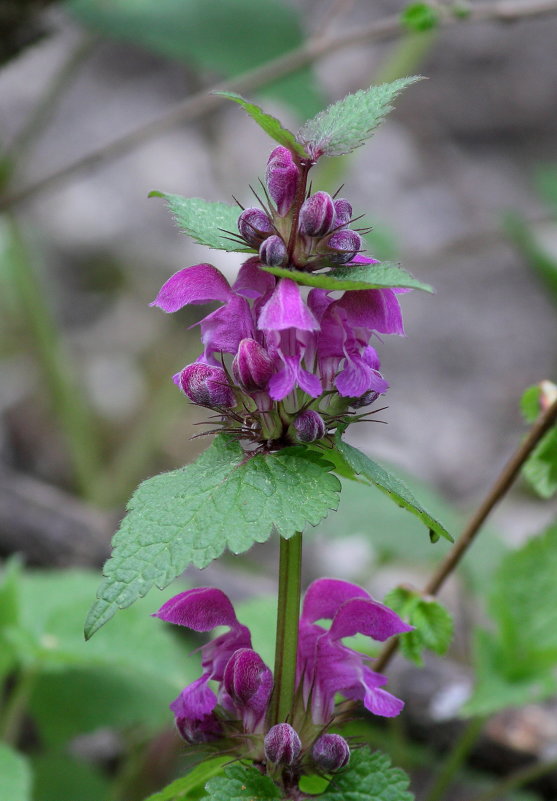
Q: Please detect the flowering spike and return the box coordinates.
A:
[179,363,235,407]
[266,146,300,216]
[312,734,350,772]
[293,409,326,443]
[238,208,274,247]
[299,191,336,237]
[264,723,302,766]
[259,234,288,267]
[233,338,274,391]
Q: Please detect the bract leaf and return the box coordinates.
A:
[261,261,433,292]
[202,764,281,801]
[334,434,452,543]
[85,436,340,637]
[296,77,423,159]
[149,193,252,252]
[213,92,307,157]
[320,747,414,801]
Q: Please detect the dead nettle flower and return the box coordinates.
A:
[153,578,411,765]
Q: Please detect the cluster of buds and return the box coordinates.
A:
[151,146,405,450]
[153,579,412,779]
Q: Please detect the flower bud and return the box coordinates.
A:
[238,208,274,248]
[223,648,273,732]
[299,191,336,237]
[264,723,302,766]
[259,234,287,267]
[312,734,350,773]
[266,146,299,216]
[326,229,362,264]
[293,410,326,443]
[333,198,352,228]
[175,713,222,745]
[179,363,235,407]
[349,390,380,409]
[233,338,274,391]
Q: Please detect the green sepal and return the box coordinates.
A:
[261,261,433,292]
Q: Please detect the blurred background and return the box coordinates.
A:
[1,1,557,800]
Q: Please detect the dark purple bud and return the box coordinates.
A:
[233,338,274,391]
[333,198,353,228]
[179,363,235,407]
[175,713,222,745]
[259,234,287,267]
[312,734,350,773]
[326,229,362,264]
[238,208,274,248]
[266,146,300,216]
[299,191,336,237]
[349,390,380,409]
[264,723,302,766]
[223,648,273,732]
[293,410,326,443]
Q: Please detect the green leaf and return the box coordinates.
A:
[213,92,307,156]
[335,435,452,543]
[261,261,433,292]
[320,747,414,801]
[149,193,250,251]
[67,0,323,118]
[401,3,440,32]
[202,764,281,801]
[143,758,228,800]
[520,384,542,423]
[296,77,423,159]
[86,436,340,637]
[522,428,557,499]
[0,744,32,801]
[385,588,453,666]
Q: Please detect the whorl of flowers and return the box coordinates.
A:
[151,145,405,451]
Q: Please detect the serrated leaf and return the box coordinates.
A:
[149,193,251,252]
[522,428,557,499]
[296,77,422,159]
[335,435,452,543]
[213,92,307,156]
[143,758,228,801]
[385,588,453,666]
[202,764,281,801]
[401,3,440,32]
[262,261,433,292]
[520,384,542,423]
[320,747,414,801]
[86,436,340,637]
[0,745,32,801]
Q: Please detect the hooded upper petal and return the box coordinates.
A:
[150,264,232,312]
[258,279,319,332]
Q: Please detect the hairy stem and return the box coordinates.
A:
[374,394,557,673]
[269,532,303,725]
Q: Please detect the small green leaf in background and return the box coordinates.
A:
[202,764,281,801]
[505,211,557,306]
[401,3,440,32]
[149,193,250,252]
[522,428,557,499]
[262,261,433,292]
[296,77,422,159]
[320,747,414,801]
[520,384,542,423]
[86,435,340,637]
[385,587,453,666]
[143,757,228,801]
[0,744,32,801]
[334,434,452,543]
[213,92,307,157]
[464,525,557,716]
[0,557,22,679]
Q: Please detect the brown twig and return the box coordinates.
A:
[373,395,557,674]
[2,0,557,210]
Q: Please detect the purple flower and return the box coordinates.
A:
[265,723,302,766]
[299,191,336,237]
[179,363,235,407]
[333,198,352,228]
[312,733,350,772]
[233,338,274,391]
[259,234,288,267]
[222,648,273,733]
[266,146,300,216]
[238,208,274,248]
[293,410,326,443]
[297,578,412,724]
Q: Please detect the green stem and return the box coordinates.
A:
[469,756,557,801]
[269,532,303,725]
[0,667,38,746]
[424,717,485,801]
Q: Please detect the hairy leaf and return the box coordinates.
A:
[214,92,307,156]
[522,428,557,499]
[296,77,422,159]
[261,261,433,292]
[385,587,453,666]
[320,747,414,801]
[86,436,340,637]
[0,745,32,801]
[335,435,452,542]
[149,193,250,251]
[202,765,281,801]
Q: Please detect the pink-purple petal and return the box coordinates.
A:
[258,279,320,332]
[302,578,371,624]
[150,264,232,312]
[153,587,239,631]
[329,598,413,642]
